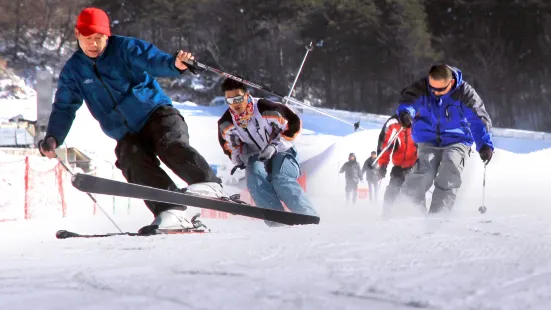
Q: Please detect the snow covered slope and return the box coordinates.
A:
[300,129,551,217]
[2,192,551,310]
[1,101,551,310]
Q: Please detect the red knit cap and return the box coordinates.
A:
[76,7,111,36]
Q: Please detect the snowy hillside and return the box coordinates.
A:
[0,67,37,121]
[0,66,36,100]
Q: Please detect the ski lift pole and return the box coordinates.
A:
[284,42,314,105]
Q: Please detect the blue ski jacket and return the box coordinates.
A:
[46,35,185,144]
[396,66,494,152]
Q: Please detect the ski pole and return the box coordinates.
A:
[57,157,124,233]
[183,59,367,131]
[370,127,403,167]
[283,42,314,105]
[478,163,487,214]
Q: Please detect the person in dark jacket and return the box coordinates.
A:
[37,7,221,229]
[376,115,418,215]
[361,151,379,202]
[395,64,494,214]
[339,153,362,204]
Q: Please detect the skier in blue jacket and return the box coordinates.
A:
[394,64,494,214]
[38,7,221,230]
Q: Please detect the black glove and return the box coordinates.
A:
[230,164,245,175]
[173,51,199,75]
[37,136,57,158]
[379,165,387,179]
[479,144,493,164]
[398,111,412,128]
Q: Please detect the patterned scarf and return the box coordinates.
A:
[229,96,254,128]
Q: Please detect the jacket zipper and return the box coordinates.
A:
[433,100,442,145]
[244,128,263,150]
[92,61,133,132]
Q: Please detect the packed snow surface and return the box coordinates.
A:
[1,100,551,310]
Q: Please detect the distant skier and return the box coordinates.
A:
[339,153,363,204]
[216,78,318,226]
[361,151,379,202]
[37,7,221,231]
[376,115,418,215]
[395,64,494,214]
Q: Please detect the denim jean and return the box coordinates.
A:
[246,147,317,218]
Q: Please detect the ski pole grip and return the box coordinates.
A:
[183,59,200,74]
[185,60,198,74]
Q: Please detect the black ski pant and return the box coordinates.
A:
[383,165,412,210]
[114,105,221,216]
[366,176,379,201]
[345,181,358,204]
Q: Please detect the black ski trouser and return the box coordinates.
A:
[383,165,412,209]
[114,105,221,216]
[367,177,379,201]
[345,181,359,204]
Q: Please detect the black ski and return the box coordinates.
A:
[56,227,208,239]
[57,213,210,239]
[70,173,320,226]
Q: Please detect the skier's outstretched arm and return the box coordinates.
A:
[121,37,189,78]
[44,66,84,149]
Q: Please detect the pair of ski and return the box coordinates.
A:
[57,173,320,239]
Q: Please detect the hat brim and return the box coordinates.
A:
[76,24,111,37]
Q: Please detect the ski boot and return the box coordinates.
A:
[138,209,209,235]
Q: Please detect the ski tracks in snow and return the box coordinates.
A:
[2,208,551,309]
[311,209,551,310]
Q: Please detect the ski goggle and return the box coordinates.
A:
[225,95,246,105]
[429,80,452,92]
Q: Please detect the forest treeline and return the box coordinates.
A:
[1,0,550,131]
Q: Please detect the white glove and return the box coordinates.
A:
[259,144,277,161]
